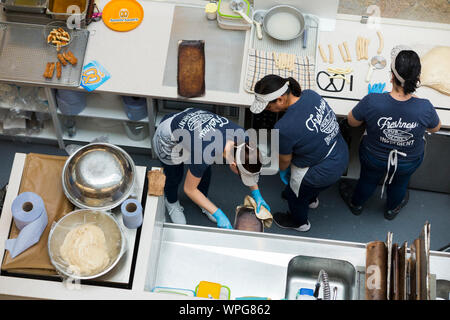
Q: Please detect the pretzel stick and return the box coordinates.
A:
[328,44,334,64]
[377,31,384,54]
[338,43,346,62]
[289,54,295,71]
[364,38,370,60]
[319,44,328,63]
[356,37,361,60]
[343,41,352,62]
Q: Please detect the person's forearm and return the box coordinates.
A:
[249,185,258,191]
[184,188,217,214]
[279,157,291,171]
[427,120,441,133]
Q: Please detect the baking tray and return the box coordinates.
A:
[0,21,89,87]
[250,10,319,57]
[46,0,88,21]
[2,0,48,13]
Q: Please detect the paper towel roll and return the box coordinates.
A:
[121,198,143,229]
[5,192,48,258]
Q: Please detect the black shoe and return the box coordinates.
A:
[273,212,311,232]
[384,190,410,220]
[339,179,363,216]
[282,189,319,209]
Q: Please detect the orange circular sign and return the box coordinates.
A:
[102,0,144,32]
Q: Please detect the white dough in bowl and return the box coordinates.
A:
[420,46,450,96]
[60,223,110,276]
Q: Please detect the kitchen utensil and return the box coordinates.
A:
[316,71,345,93]
[123,121,149,141]
[263,5,305,41]
[332,286,338,300]
[47,209,125,280]
[366,55,386,82]
[217,12,251,30]
[195,281,231,300]
[3,0,48,13]
[44,21,73,49]
[217,0,250,20]
[253,11,263,40]
[46,0,89,21]
[230,0,253,24]
[302,25,308,48]
[205,2,217,20]
[0,21,89,87]
[62,142,136,211]
[365,240,387,300]
[178,40,205,98]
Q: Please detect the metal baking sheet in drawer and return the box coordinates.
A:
[0,21,89,87]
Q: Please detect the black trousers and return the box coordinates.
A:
[283,182,329,225]
[161,162,212,204]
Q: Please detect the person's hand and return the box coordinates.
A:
[279,167,291,185]
[368,83,388,94]
[251,189,271,213]
[212,209,233,229]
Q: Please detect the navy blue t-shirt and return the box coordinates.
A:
[275,90,342,167]
[352,93,440,161]
[169,108,246,178]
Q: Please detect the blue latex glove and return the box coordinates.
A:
[368,82,388,94]
[251,189,271,213]
[279,167,291,185]
[212,208,233,229]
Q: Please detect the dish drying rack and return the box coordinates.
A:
[244,10,319,93]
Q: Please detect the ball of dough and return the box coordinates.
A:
[60,224,110,276]
[420,46,450,96]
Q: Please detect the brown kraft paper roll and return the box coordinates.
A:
[1,153,74,275]
[365,241,387,300]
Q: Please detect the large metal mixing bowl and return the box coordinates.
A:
[263,5,305,41]
[62,143,136,211]
[48,209,125,280]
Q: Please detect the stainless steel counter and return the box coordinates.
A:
[145,222,450,300]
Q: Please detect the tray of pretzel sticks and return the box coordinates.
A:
[244,11,319,93]
[0,21,89,87]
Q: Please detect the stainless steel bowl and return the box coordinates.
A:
[263,5,305,41]
[62,143,136,211]
[48,209,125,280]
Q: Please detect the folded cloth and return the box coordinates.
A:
[245,48,316,93]
[243,195,273,228]
[147,168,166,196]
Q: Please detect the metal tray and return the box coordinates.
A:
[2,0,48,13]
[0,21,89,87]
[46,0,88,21]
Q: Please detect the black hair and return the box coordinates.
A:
[254,75,302,103]
[233,142,262,174]
[392,50,421,95]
